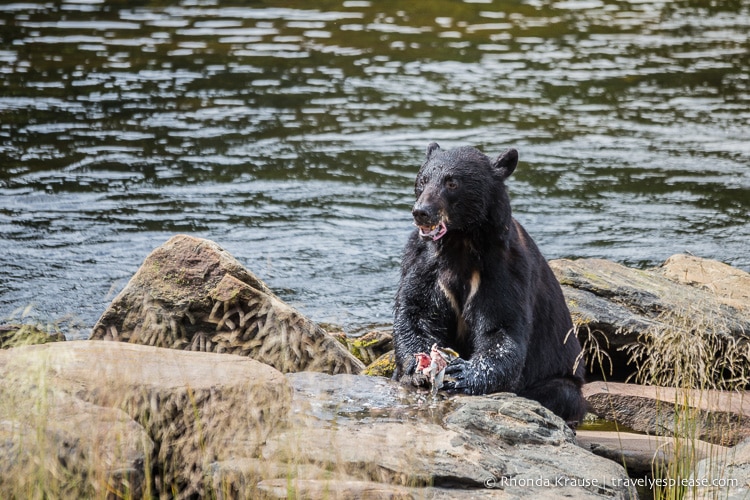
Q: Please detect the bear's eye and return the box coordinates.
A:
[445,178,458,190]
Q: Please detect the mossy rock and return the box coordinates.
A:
[362,350,396,378]
[0,324,65,349]
[328,329,393,366]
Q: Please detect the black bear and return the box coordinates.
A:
[393,143,586,424]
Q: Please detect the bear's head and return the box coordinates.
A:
[412,143,518,241]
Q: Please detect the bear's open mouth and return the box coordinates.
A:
[418,221,447,241]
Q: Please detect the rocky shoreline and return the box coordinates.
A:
[1,234,749,499]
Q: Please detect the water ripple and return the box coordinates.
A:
[1,0,748,336]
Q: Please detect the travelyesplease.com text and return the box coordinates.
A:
[484,475,738,490]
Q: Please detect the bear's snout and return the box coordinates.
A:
[412,201,448,241]
[411,204,435,226]
[412,185,443,225]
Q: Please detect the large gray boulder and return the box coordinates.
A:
[90,234,364,375]
[550,256,750,380]
[658,254,750,313]
[0,342,635,499]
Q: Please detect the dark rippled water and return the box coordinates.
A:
[1,0,749,339]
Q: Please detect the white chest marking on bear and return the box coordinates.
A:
[439,270,481,340]
[438,278,467,338]
[466,270,481,307]
[438,280,460,318]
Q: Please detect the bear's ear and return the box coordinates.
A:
[492,148,518,180]
[426,142,441,160]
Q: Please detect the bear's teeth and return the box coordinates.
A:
[418,221,447,241]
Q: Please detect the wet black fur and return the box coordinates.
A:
[393,143,587,423]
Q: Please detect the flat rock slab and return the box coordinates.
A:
[91,234,364,375]
[0,386,152,498]
[214,372,636,499]
[1,342,638,498]
[584,382,750,447]
[577,430,728,478]
[0,341,292,498]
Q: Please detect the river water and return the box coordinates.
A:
[1,0,748,339]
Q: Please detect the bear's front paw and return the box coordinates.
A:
[443,358,476,394]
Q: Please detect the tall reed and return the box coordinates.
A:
[624,303,749,500]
